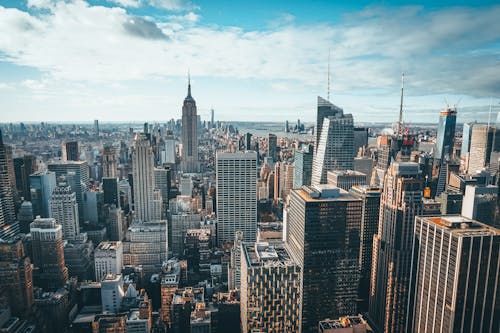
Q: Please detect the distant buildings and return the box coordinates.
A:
[216,151,257,245]
[62,141,79,161]
[410,215,500,332]
[240,242,300,333]
[102,145,117,178]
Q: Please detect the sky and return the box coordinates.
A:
[0,0,499,124]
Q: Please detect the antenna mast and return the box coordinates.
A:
[398,73,405,137]
[327,48,331,101]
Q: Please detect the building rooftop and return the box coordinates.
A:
[319,315,372,332]
[327,170,366,177]
[96,241,122,252]
[296,185,361,202]
[423,215,500,236]
[243,242,297,268]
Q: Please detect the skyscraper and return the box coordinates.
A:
[216,151,257,245]
[48,160,89,218]
[293,144,314,189]
[316,96,343,145]
[468,124,500,174]
[312,109,354,184]
[0,130,18,241]
[267,133,278,162]
[240,242,301,332]
[132,133,161,222]
[409,215,500,332]
[102,145,117,178]
[0,238,34,316]
[17,200,34,233]
[369,162,423,333]
[435,107,457,161]
[154,166,171,211]
[94,241,123,282]
[286,185,362,333]
[102,177,120,207]
[461,121,475,157]
[62,141,79,161]
[353,127,369,156]
[349,185,381,310]
[13,154,37,201]
[30,217,69,291]
[49,179,80,240]
[181,77,199,173]
[29,171,57,218]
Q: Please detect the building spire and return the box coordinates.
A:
[397,73,405,137]
[187,70,191,98]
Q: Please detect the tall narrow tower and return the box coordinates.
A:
[369,162,423,333]
[181,76,199,173]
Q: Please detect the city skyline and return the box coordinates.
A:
[1,0,499,123]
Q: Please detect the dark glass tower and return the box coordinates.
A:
[435,107,457,161]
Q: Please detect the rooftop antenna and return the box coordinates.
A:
[487,97,492,128]
[397,73,405,137]
[327,48,331,101]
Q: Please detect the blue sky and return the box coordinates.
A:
[0,0,499,123]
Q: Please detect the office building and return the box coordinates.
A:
[171,213,200,257]
[267,133,278,162]
[154,166,171,210]
[435,107,457,161]
[64,233,94,281]
[103,177,120,207]
[354,127,369,156]
[349,185,381,310]
[312,107,354,184]
[29,171,57,218]
[17,200,34,233]
[316,96,343,145]
[410,215,500,332]
[48,160,89,217]
[95,241,123,282]
[49,179,80,240]
[327,170,367,191]
[228,231,243,290]
[286,185,363,333]
[468,124,500,174]
[0,238,34,316]
[181,77,199,173]
[293,144,314,189]
[83,189,104,224]
[461,184,498,227]
[354,156,374,185]
[240,242,301,333]
[216,151,257,245]
[13,154,36,201]
[369,162,423,333]
[132,133,161,222]
[62,141,79,161]
[123,221,168,277]
[101,145,117,178]
[279,162,294,199]
[92,313,127,333]
[101,274,125,313]
[0,131,17,240]
[107,204,125,241]
[30,217,69,291]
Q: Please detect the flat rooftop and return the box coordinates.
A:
[243,242,296,268]
[423,215,500,236]
[295,185,361,203]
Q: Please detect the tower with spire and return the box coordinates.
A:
[181,74,199,173]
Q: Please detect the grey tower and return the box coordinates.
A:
[181,76,199,173]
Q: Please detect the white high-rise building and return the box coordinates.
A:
[216,151,257,245]
[132,133,161,222]
[94,241,123,282]
[49,180,80,240]
[468,124,499,174]
[101,274,125,313]
[312,104,354,184]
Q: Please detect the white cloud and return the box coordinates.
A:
[148,0,198,11]
[107,0,140,8]
[0,1,498,104]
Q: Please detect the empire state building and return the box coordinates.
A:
[181,77,199,173]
